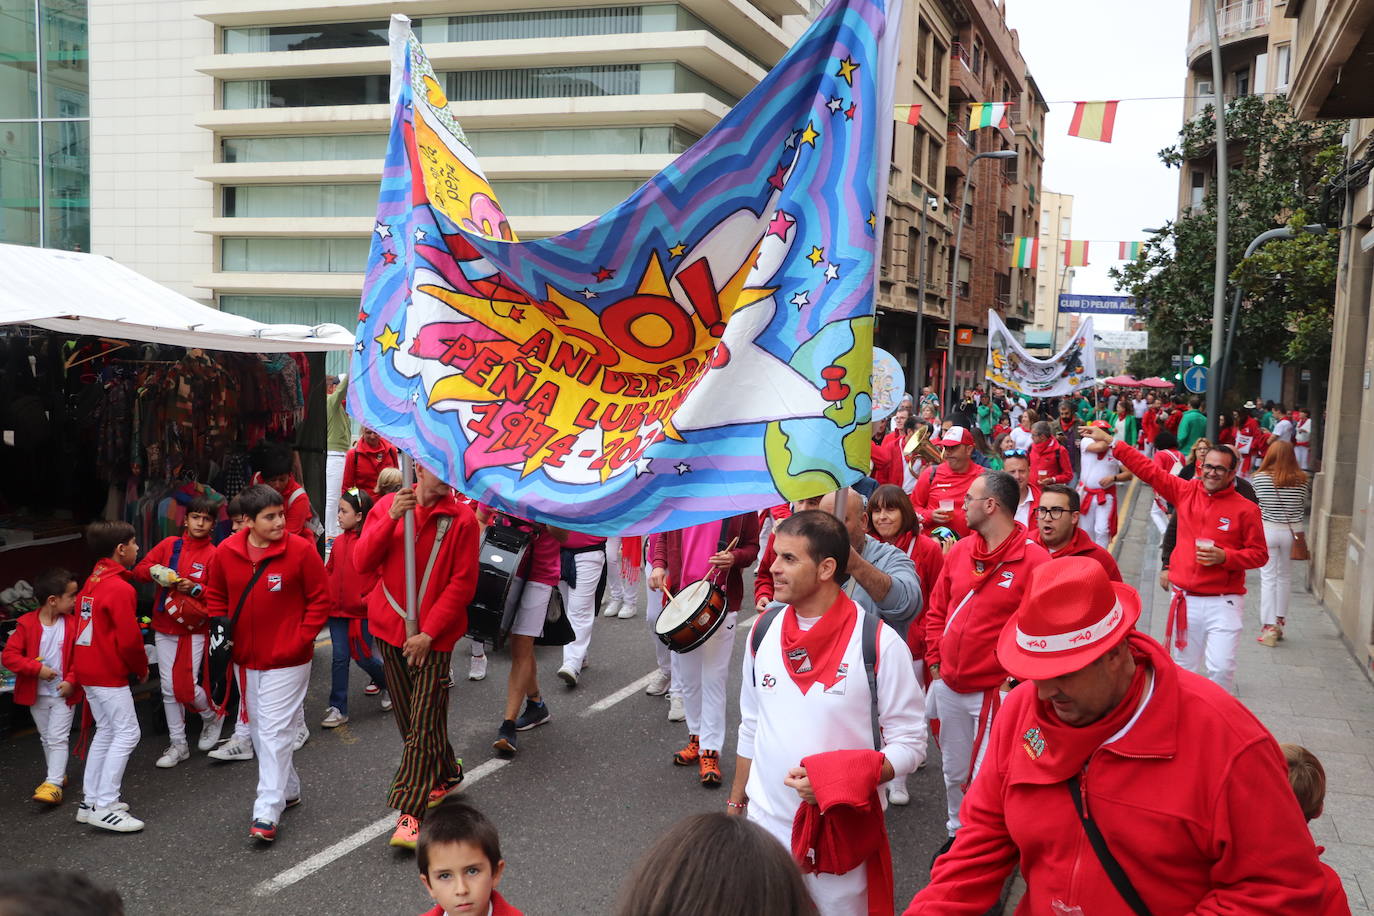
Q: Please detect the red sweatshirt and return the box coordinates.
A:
[895,532,944,663]
[651,512,761,613]
[343,438,399,500]
[354,492,479,652]
[70,559,148,688]
[872,431,906,487]
[326,527,378,618]
[911,462,985,538]
[1034,527,1122,581]
[2,610,82,706]
[420,892,522,916]
[755,533,778,607]
[204,529,331,670]
[1114,441,1268,595]
[132,534,216,635]
[924,528,1049,693]
[1029,439,1073,486]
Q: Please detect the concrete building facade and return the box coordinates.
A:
[1030,188,1074,351]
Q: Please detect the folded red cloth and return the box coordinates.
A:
[791,748,893,916]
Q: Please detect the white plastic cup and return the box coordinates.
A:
[939,499,955,513]
[1196,538,1215,549]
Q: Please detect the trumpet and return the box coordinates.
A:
[903,425,943,467]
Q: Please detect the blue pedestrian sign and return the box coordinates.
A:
[1183,365,1208,393]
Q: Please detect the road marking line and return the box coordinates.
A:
[253,757,509,896]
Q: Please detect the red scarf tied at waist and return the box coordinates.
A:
[620,536,642,583]
[779,593,858,694]
[791,748,893,916]
[1167,587,1190,650]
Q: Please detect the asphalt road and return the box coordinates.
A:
[0,577,952,915]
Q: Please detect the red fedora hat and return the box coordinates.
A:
[996,557,1141,680]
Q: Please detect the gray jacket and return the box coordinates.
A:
[842,535,921,630]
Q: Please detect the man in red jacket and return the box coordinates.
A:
[132,496,224,768]
[907,557,1328,915]
[1083,425,1267,692]
[70,521,148,833]
[342,427,400,501]
[1029,421,1073,488]
[355,463,479,850]
[911,425,984,538]
[205,484,332,843]
[924,470,1049,842]
[1033,484,1123,581]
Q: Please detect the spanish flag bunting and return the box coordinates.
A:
[968,102,1010,131]
[894,103,922,125]
[1011,237,1037,269]
[1064,240,1090,267]
[1067,101,1119,143]
[1119,241,1143,260]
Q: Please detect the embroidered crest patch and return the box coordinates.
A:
[1022,726,1046,760]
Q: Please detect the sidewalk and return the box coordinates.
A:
[1116,480,1374,912]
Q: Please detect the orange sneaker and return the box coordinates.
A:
[699,750,722,787]
[673,734,700,766]
[389,814,420,850]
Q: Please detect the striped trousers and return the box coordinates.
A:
[377,640,461,818]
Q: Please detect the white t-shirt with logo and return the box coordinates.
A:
[1079,438,1122,491]
[36,617,66,697]
[1272,418,1294,442]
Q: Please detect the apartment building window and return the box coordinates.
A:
[1233,66,1250,97]
[223,75,388,108]
[1190,171,1206,209]
[469,125,699,156]
[221,237,371,272]
[223,184,379,218]
[931,40,946,95]
[911,131,925,179]
[927,237,939,287]
[956,256,971,297]
[490,179,644,216]
[1274,43,1291,91]
[916,18,931,81]
[927,139,941,187]
[223,134,389,162]
[1194,79,1214,116]
[971,41,982,75]
[223,21,388,53]
[907,228,920,281]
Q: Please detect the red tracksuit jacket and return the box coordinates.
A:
[204,529,331,670]
[1033,527,1122,581]
[2,610,82,706]
[70,559,148,688]
[420,892,522,916]
[1114,441,1268,595]
[906,634,1329,915]
[354,492,479,652]
[342,438,399,500]
[326,527,377,619]
[911,462,985,538]
[132,534,216,636]
[651,513,761,613]
[1029,439,1073,486]
[924,528,1050,693]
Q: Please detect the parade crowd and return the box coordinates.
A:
[1,378,1346,916]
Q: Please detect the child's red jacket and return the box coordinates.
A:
[70,559,148,688]
[2,610,82,706]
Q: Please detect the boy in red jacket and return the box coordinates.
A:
[2,567,79,805]
[321,487,388,728]
[1281,743,1353,915]
[132,496,225,768]
[204,484,331,843]
[70,521,148,833]
[256,443,321,542]
[343,427,400,501]
[416,799,522,916]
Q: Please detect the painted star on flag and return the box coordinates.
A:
[790,290,810,309]
[382,250,398,265]
[837,56,859,86]
[824,262,840,282]
[355,341,365,353]
[806,245,825,266]
[594,266,615,282]
[766,210,795,240]
[374,325,401,354]
[800,122,820,146]
[827,96,844,113]
[413,228,427,242]
[844,102,856,121]
[373,221,392,239]
[784,129,802,150]
[580,288,598,300]
[669,242,687,258]
[767,163,788,190]
[674,462,692,475]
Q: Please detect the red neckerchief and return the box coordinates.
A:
[1019,634,1152,781]
[970,522,1027,575]
[887,530,916,553]
[779,592,857,693]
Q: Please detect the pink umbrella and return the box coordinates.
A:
[1139,377,1175,389]
[1105,375,1139,386]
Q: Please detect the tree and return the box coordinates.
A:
[1112,95,1346,383]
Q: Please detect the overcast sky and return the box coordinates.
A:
[1004,0,1191,316]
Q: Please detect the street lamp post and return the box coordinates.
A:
[1218,224,1326,397]
[913,194,939,397]
[1203,0,1231,443]
[943,148,1018,414]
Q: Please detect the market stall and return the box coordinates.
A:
[0,243,354,727]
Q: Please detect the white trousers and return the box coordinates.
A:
[31,694,74,784]
[604,537,643,605]
[752,809,868,915]
[1295,445,1311,471]
[929,679,996,835]
[83,685,140,810]
[677,611,737,752]
[325,450,346,539]
[1260,522,1296,627]
[245,662,310,823]
[1150,501,1170,535]
[1078,490,1114,548]
[561,550,605,673]
[1172,593,1243,692]
[155,631,212,747]
[645,574,673,680]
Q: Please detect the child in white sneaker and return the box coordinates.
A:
[70,522,148,832]
[1,568,80,805]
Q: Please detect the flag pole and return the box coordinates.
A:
[401,452,419,638]
[1203,0,1229,441]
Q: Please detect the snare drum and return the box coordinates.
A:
[654,579,728,653]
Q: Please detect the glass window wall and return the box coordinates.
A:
[221,237,370,272]
[0,121,41,245]
[0,0,39,119]
[223,183,378,218]
[222,133,390,162]
[223,74,388,109]
[219,295,359,375]
[43,118,86,249]
[490,179,643,216]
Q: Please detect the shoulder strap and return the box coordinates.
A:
[231,557,275,630]
[1066,776,1153,916]
[155,537,184,611]
[749,606,784,686]
[418,515,453,601]
[861,610,881,751]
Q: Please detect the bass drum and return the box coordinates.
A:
[465,523,531,651]
[654,579,727,654]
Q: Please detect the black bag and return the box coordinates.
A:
[207,559,274,710]
[1066,775,1153,916]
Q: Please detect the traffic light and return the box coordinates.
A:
[1174,372,1182,380]
[1192,353,1205,365]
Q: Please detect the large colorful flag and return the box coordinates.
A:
[349,3,903,535]
[1118,240,1143,260]
[986,310,1096,397]
[1067,101,1119,143]
[968,102,1011,131]
[1011,237,1037,269]
[894,104,922,125]
[1064,240,1090,267]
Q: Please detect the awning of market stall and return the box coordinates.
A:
[0,244,355,353]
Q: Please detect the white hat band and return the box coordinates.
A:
[1015,600,1124,654]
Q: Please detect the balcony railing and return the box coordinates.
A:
[1186,1,1269,61]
